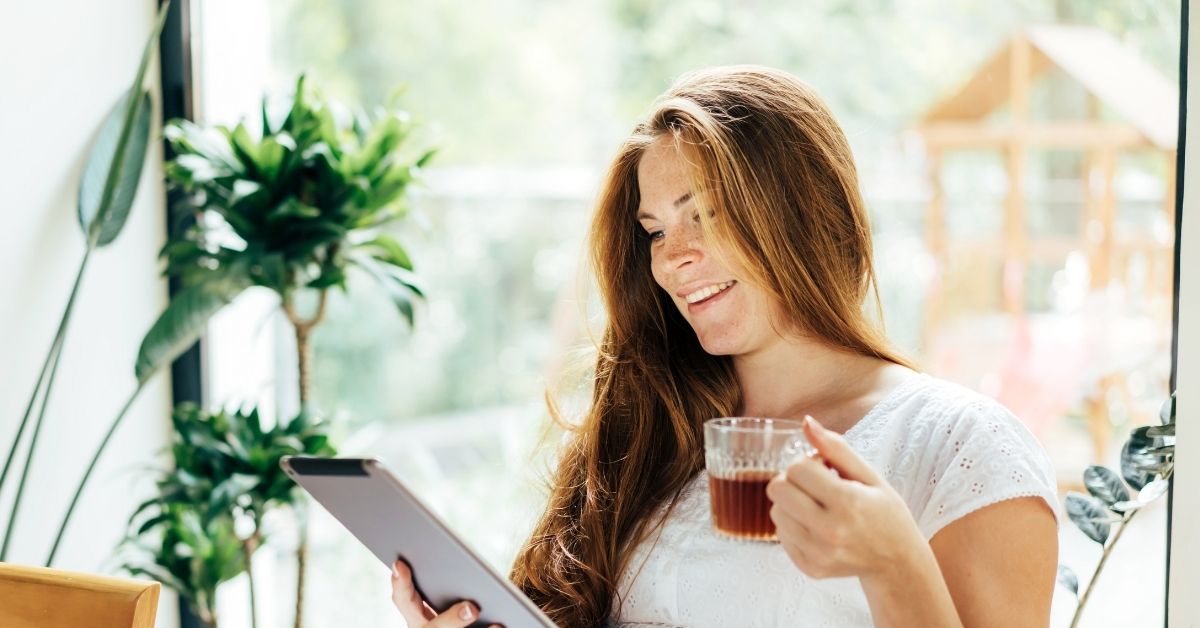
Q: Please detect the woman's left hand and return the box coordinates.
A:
[765,416,926,581]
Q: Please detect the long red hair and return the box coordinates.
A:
[509,65,914,626]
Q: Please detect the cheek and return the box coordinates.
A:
[649,258,668,292]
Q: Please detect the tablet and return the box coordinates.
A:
[280,456,555,628]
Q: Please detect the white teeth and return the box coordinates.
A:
[685,281,735,304]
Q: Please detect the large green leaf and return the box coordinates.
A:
[76,2,169,246]
[77,92,153,246]
[135,277,249,383]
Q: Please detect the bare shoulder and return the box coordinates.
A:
[929,496,1058,627]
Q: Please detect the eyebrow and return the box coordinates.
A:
[636,191,693,221]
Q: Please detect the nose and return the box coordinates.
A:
[662,225,702,270]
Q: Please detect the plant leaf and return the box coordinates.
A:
[1057,564,1078,596]
[360,233,413,270]
[137,512,173,536]
[1148,444,1175,456]
[1159,392,1176,425]
[76,2,169,247]
[415,148,437,169]
[1065,493,1112,545]
[1145,424,1175,438]
[125,564,189,594]
[349,252,417,326]
[1110,500,1141,513]
[78,92,153,247]
[1083,466,1130,509]
[135,276,249,383]
[1137,479,1170,505]
[1122,426,1168,490]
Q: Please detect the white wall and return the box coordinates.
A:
[0,2,177,626]
[1170,6,1200,626]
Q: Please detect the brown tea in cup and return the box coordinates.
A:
[704,418,814,541]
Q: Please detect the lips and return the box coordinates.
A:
[686,282,729,307]
[684,280,737,304]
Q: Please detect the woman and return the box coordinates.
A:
[391,65,1060,627]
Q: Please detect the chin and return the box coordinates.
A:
[694,331,744,356]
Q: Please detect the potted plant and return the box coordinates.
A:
[123,403,335,628]
[39,74,434,626]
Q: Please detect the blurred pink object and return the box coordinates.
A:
[927,287,1164,440]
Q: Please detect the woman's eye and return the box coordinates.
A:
[647,230,664,243]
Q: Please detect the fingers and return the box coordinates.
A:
[781,455,843,508]
[767,473,826,523]
[392,559,498,628]
[803,416,882,486]
[391,559,436,626]
[424,600,481,627]
[773,512,816,571]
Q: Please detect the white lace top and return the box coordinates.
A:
[611,373,1061,627]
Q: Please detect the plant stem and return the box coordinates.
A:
[282,289,328,408]
[1,248,91,559]
[295,500,310,628]
[281,288,326,628]
[0,306,67,497]
[45,381,147,566]
[242,530,260,628]
[1070,509,1139,628]
[1,332,67,560]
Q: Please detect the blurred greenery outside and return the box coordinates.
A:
[193,1,1179,625]
[265,0,1180,426]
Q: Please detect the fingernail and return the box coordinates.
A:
[460,603,475,621]
[391,561,400,578]
[804,415,821,435]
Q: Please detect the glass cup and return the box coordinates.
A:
[703,417,815,541]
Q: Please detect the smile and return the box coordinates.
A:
[684,280,737,304]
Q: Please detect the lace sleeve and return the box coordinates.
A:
[913,398,1061,540]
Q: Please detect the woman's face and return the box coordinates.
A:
[635,137,783,357]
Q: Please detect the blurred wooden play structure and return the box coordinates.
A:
[915,26,1177,471]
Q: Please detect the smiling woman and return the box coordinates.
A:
[384,65,1062,628]
[551,64,1057,628]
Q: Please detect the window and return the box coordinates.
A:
[189,2,1181,626]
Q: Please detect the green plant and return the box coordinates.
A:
[158,73,431,350]
[125,503,245,628]
[0,1,170,562]
[123,403,336,628]
[102,76,432,627]
[1058,392,1176,628]
[50,73,432,563]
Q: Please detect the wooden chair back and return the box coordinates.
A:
[0,561,160,628]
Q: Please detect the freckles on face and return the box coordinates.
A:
[635,138,775,356]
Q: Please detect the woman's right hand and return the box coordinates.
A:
[391,559,500,628]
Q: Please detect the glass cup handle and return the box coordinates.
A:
[782,439,816,465]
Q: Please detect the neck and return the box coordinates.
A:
[732,333,888,425]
